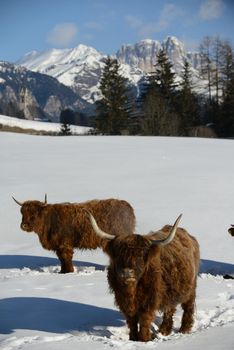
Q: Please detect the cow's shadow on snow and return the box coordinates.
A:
[0,255,105,272]
[200,259,234,278]
[0,297,124,335]
[1,255,233,277]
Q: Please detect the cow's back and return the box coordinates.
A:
[40,199,135,250]
[79,198,136,236]
[152,226,200,307]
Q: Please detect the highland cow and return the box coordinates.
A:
[86,211,200,342]
[228,225,234,236]
[13,195,135,273]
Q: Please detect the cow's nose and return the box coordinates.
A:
[120,268,135,279]
[21,223,29,230]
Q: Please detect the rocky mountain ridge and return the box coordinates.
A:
[0,61,91,122]
[0,36,207,122]
[17,36,205,104]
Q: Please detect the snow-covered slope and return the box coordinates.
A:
[0,133,233,349]
[17,45,106,103]
[0,114,91,134]
[0,61,91,122]
[17,37,207,103]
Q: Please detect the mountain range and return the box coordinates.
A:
[0,61,91,122]
[0,36,207,122]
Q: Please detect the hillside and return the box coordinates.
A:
[0,61,92,122]
[0,114,91,135]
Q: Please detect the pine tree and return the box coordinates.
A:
[60,109,73,135]
[176,60,200,135]
[211,45,234,137]
[95,56,130,135]
[220,64,234,137]
[60,108,75,125]
[60,122,72,136]
[141,48,179,135]
[153,48,177,99]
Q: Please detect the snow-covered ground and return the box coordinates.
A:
[0,115,91,135]
[0,132,233,349]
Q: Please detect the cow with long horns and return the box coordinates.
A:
[13,195,136,273]
[86,211,200,341]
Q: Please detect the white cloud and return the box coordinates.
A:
[125,4,185,38]
[199,0,224,20]
[47,23,78,47]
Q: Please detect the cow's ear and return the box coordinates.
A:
[147,244,160,262]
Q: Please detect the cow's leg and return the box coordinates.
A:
[56,248,74,273]
[126,315,138,341]
[158,307,176,336]
[138,310,155,342]
[179,295,195,333]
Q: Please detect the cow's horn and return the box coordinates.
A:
[150,214,182,246]
[12,196,23,207]
[44,193,47,204]
[85,210,115,240]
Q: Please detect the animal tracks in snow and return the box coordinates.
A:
[1,335,72,350]
[0,264,105,280]
[0,267,234,349]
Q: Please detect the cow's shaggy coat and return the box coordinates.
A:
[87,213,200,342]
[14,197,135,273]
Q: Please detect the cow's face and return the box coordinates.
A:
[20,201,45,232]
[108,235,154,285]
[86,210,181,286]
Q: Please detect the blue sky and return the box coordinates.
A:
[1,0,233,62]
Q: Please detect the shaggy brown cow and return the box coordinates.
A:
[228,225,234,236]
[86,211,200,342]
[13,195,135,273]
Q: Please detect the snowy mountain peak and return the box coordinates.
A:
[139,38,158,44]
[164,36,185,47]
[163,36,186,56]
[16,36,204,103]
[22,50,39,60]
[16,43,105,103]
[117,39,161,73]
[17,44,102,72]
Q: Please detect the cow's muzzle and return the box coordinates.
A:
[118,268,137,283]
[21,223,31,232]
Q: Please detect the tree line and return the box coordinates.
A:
[94,36,234,138]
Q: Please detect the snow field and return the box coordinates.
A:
[0,264,233,350]
[0,115,91,134]
[0,133,234,349]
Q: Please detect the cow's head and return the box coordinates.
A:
[228,225,234,237]
[86,210,182,285]
[12,194,47,232]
